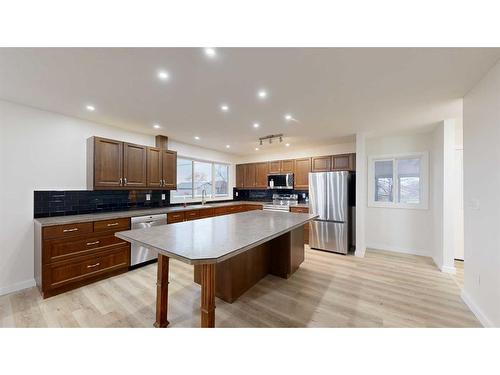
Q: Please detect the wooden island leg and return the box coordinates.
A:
[200,263,216,328]
[154,254,170,328]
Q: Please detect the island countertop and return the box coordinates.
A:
[115,210,317,265]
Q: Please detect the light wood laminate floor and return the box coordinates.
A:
[0,248,480,328]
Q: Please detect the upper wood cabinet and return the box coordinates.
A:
[88,137,177,190]
[268,160,281,174]
[236,164,245,188]
[161,150,177,189]
[123,143,147,188]
[255,162,269,188]
[268,159,294,174]
[311,156,332,172]
[244,163,257,188]
[146,147,163,188]
[294,158,311,189]
[89,137,124,189]
[332,153,356,171]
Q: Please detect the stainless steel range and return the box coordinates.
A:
[262,193,299,212]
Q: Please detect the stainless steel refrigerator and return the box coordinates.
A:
[309,171,350,254]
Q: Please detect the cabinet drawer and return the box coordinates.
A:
[43,222,94,240]
[94,218,130,232]
[167,211,185,223]
[184,210,200,221]
[43,233,128,264]
[244,204,262,211]
[289,206,309,213]
[213,206,232,216]
[43,247,130,290]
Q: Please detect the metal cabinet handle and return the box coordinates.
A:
[86,262,100,268]
[63,228,78,233]
[107,223,119,227]
[86,241,100,246]
[161,179,165,186]
[119,177,123,186]
[124,177,128,185]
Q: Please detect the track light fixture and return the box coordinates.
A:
[258,134,284,148]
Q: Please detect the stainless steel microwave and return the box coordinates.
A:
[267,173,294,189]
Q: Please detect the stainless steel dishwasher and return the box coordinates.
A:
[130,214,167,267]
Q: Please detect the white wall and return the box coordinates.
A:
[462,60,500,327]
[0,100,236,295]
[236,142,355,164]
[365,132,435,256]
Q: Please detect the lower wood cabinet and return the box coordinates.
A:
[289,206,310,245]
[36,219,131,298]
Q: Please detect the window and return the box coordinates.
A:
[171,158,230,202]
[368,152,428,209]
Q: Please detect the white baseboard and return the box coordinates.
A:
[440,264,456,274]
[0,279,36,297]
[367,243,430,257]
[461,289,494,328]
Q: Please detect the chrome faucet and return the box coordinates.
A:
[201,189,207,205]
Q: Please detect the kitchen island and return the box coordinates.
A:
[115,210,317,328]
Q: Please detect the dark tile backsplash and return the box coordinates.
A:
[233,188,308,202]
[34,190,171,218]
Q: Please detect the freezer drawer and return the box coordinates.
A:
[310,220,348,254]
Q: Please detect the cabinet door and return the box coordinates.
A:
[162,150,177,189]
[255,162,269,188]
[123,143,147,188]
[244,164,256,188]
[146,147,163,188]
[268,160,281,174]
[332,153,355,171]
[93,137,123,188]
[236,164,245,188]
[281,159,294,173]
[311,156,332,172]
[294,158,311,189]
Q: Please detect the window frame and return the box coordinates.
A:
[368,152,429,210]
[170,156,231,203]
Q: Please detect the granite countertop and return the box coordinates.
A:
[115,210,317,265]
[34,201,310,227]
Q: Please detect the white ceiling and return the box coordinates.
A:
[0,48,498,155]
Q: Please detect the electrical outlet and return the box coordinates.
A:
[161,193,166,200]
[235,191,239,197]
[146,193,151,201]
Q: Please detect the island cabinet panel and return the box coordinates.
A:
[332,153,356,171]
[244,163,257,188]
[289,206,310,245]
[268,160,281,174]
[311,156,332,172]
[92,137,123,188]
[162,150,177,189]
[38,218,131,298]
[294,158,311,189]
[254,162,269,188]
[236,164,245,188]
[193,227,304,303]
[147,147,163,188]
[123,143,147,188]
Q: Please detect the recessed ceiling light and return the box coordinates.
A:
[220,104,229,112]
[225,145,230,149]
[153,124,161,129]
[157,70,169,81]
[194,136,200,140]
[257,90,267,99]
[253,122,260,128]
[204,48,217,58]
[255,147,259,151]
[284,114,293,121]
[86,105,95,112]
[285,143,290,147]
